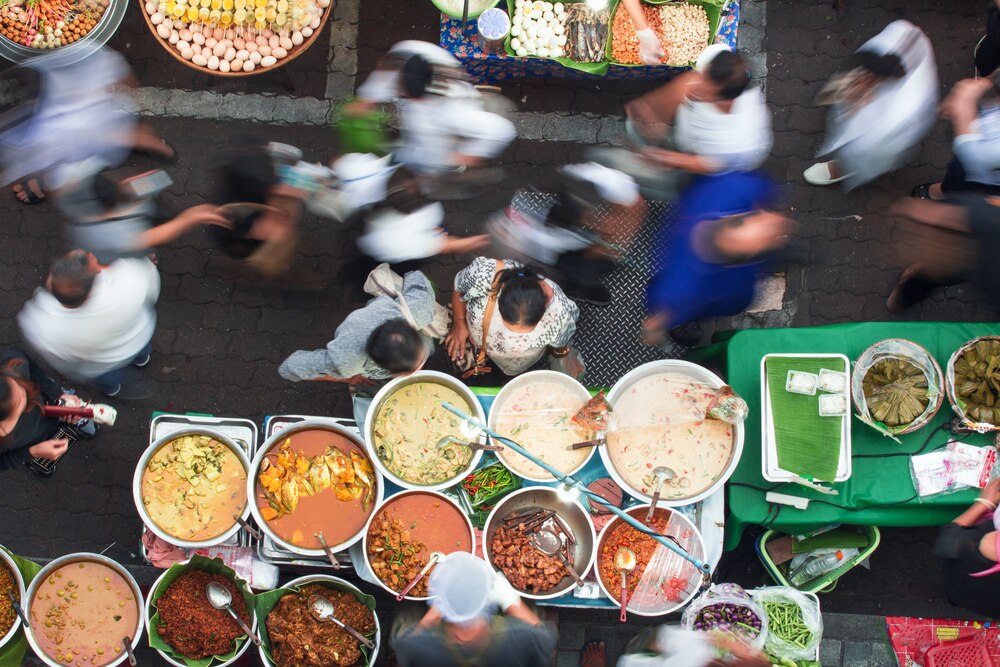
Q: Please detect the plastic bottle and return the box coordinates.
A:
[789,548,859,586]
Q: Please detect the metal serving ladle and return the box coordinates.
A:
[314,532,342,569]
[308,595,376,649]
[435,435,503,452]
[206,582,261,647]
[529,528,584,588]
[615,547,637,624]
[645,466,676,522]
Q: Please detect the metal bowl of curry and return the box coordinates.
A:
[133,428,252,550]
[25,552,144,667]
[248,420,384,558]
[0,546,26,652]
[364,370,487,491]
[362,490,476,601]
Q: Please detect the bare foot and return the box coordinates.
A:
[581,640,606,667]
[12,178,45,204]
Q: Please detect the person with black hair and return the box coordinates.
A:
[0,347,96,473]
[278,270,436,386]
[18,251,160,399]
[599,45,770,201]
[975,0,1000,78]
[446,257,581,378]
[805,21,937,190]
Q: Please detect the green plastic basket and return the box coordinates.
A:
[754,526,881,594]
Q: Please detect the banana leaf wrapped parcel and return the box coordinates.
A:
[947,336,1000,431]
[851,338,943,437]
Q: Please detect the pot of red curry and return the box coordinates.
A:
[25,553,144,667]
[595,505,706,616]
[248,419,385,558]
[0,546,26,652]
[362,490,475,601]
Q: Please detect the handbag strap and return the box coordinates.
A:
[368,267,421,331]
[474,260,504,369]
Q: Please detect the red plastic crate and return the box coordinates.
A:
[926,638,995,667]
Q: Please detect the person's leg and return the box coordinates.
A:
[130,122,175,160]
[581,640,607,667]
[132,340,153,367]
[88,367,124,396]
[976,34,1000,77]
[887,265,948,313]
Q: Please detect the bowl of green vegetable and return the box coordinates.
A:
[458,462,522,528]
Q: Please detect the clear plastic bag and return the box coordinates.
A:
[681,583,768,651]
[750,586,823,661]
[852,338,943,439]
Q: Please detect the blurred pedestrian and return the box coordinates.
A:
[887,196,1000,313]
[0,46,173,205]
[642,171,795,349]
[934,478,1000,617]
[352,40,516,178]
[357,167,490,265]
[912,76,1000,199]
[445,258,583,380]
[596,45,771,201]
[975,0,1000,77]
[55,158,228,265]
[805,20,938,190]
[278,270,437,390]
[19,251,159,399]
[0,347,96,474]
[391,552,557,667]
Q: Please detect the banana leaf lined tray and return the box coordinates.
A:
[761,353,852,483]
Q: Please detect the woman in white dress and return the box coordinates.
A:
[445,257,581,379]
[803,20,938,190]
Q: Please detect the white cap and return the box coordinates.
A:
[428,552,493,625]
[559,162,640,206]
[695,43,732,73]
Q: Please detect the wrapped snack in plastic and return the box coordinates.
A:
[707,385,748,425]
[852,338,943,438]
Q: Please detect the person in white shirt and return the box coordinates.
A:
[18,251,159,399]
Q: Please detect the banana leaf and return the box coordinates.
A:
[607,0,721,67]
[504,0,617,75]
[147,555,256,667]
[253,580,378,667]
[0,547,40,667]
[766,356,846,482]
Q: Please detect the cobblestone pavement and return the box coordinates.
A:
[2,0,998,665]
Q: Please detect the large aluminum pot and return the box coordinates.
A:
[133,427,252,549]
[258,574,381,666]
[0,546,26,652]
[25,553,144,667]
[594,505,706,617]
[602,360,744,507]
[361,490,475,601]
[482,487,596,600]
[488,370,594,482]
[364,370,486,491]
[248,419,384,558]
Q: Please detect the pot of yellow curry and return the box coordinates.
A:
[364,371,487,492]
[133,428,252,549]
[248,419,385,557]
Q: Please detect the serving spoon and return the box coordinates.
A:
[121,637,136,667]
[529,529,584,588]
[395,551,445,602]
[308,595,376,649]
[7,591,27,628]
[235,516,262,540]
[314,532,342,569]
[614,547,636,624]
[435,435,503,452]
[644,466,676,522]
[206,582,261,647]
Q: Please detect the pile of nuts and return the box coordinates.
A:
[611,1,709,66]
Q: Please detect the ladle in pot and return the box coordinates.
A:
[7,591,27,629]
[206,581,261,647]
[314,532,342,569]
[614,547,636,623]
[645,466,676,522]
[121,637,136,666]
[529,529,584,588]
[395,551,445,601]
[435,435,503,452]
[308,595,376,649]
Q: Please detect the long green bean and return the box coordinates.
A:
[763,601,813,649]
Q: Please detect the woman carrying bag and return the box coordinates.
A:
[445,257,583,381]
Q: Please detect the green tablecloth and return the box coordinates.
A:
[715,322,1000,551]
[0,549,40,667]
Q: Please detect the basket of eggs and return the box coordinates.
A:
[141,0,331,75]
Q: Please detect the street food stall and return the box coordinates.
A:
[438,0,740,82]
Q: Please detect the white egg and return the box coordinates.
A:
[542,1,552,9]
[243,60,254,72]
[521,8,533,19]
[272,46,287,58]
[302,26,312,37]
[208,55,220,69]
[554,1,564,12]
[192,32,205,44]
[192,53,208,66]
[234,37,245,49]
[262,28,274,38]
[249,50,261,63]
[191,23,202,33]
[261,55,277,67]
[537,46,549,57]
[538,26,552,39]
[543,10,553,20]
[145,0,156,11]
[524,39,536,51]
[516,47,528,56]
[511,37,521,50]
[213,41,227,56]
[245,41,258,52]
[224,46,236,60]
[551,46,563,58]
[180,48,193,60]
[548,35,559,48]
[157,23,171,38]
[235,48,248,60]
[512,14,521,25]
[525,24,536,38]
[213,27,224,39]
[219,59,231,72]
[179,28,191,40]
[279,36,292,50]
[553,22,563,35]
[510,25,520,37]
[205,36,217,48]
[309,16,320,29]
[150,11,164,24]
[514,0,523,6]
[269,34,280,48]
[556,34,566,46]
[259,44,271,56]
[291,30,303,45]
[176,39,189,51]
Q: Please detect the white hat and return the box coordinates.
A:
[428,552,493,625]
[695,43,733,73]
[560,162,640,206]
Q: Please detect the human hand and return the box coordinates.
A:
[489,571,522,612]
[177,204,231,229]
[942,78,992,123]
[637,28,665,65]
[445,324,471,362]
[29,438,69,461]
[58,393,86,424]
[981,478,1000,507]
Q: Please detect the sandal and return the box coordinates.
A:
[12,179,45,205]
[911,183,943,200]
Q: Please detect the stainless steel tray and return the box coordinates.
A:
[141,413,259,563]
[252,415,359,571]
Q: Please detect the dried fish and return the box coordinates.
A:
[565,3,608,63]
